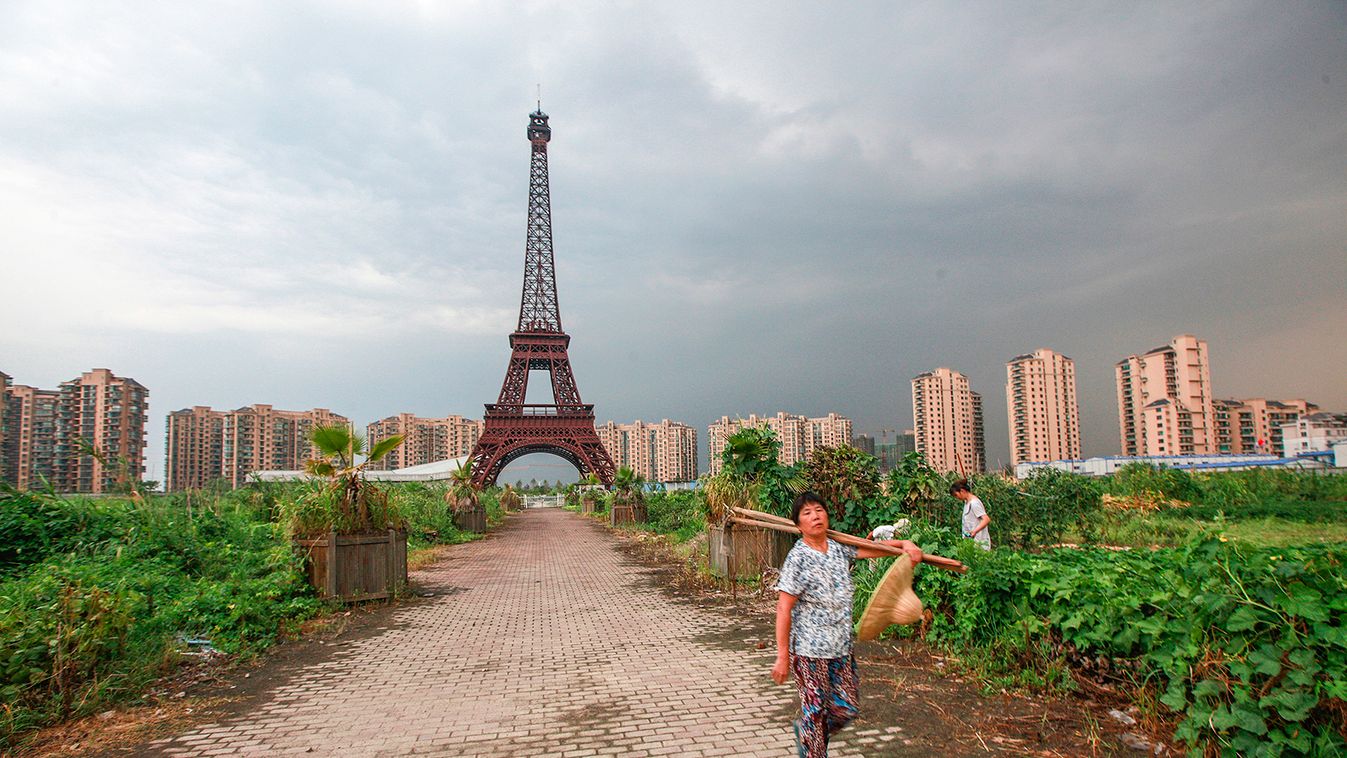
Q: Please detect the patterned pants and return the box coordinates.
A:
[792,654,859,757]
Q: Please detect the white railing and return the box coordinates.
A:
[522,494,565,509]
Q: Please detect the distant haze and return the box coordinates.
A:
[2,2,1344,483]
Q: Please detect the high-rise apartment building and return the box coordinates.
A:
[165,407,228,491]
[852,434,875,456]
[851,430,915,471]
[2,369,149,493]
[365,413,484,471]
[706,412,853,475]
[3,384,61,490]
[595,419,698,483]
[221,405,349,488]
[54,369,150,494]
[1116,335,1215,456]
[165,404,351,490]
[1213,398,1317,455]
[0,370,10,482]
[912,368,985,474]
[1006,348,1081,466]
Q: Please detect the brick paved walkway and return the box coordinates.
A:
[145,509,906,756]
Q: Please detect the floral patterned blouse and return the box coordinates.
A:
[776,538,859,659]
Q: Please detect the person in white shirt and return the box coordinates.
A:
[950,479,991,550]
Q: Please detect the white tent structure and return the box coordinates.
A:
[249,456,470,484]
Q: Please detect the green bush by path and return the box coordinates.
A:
[854,525,1347,756]
[640,490,706,542]
[0,488,320,747]
[0,480,484,749]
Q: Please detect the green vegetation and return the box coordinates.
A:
[841,460,1347,756]
[854,527,1347,756]
[0,478,493,750]
[636,490,706,543]
[1105,463,1347,512]
[631,441,1347,755]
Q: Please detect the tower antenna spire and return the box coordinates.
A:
[536,83,541,111]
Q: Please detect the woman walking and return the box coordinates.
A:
[771,491,924,757]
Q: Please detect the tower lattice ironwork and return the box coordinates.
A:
[467,109,616,487]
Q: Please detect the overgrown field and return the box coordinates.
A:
[854,526,1347,756]
[626,451,1347,756]
[0,481,492,749]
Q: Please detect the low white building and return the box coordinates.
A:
[1281,413,1347,457]
[250,455,470,483]
[1015,453,1322,479]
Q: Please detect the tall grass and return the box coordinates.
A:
[0,479,487,750]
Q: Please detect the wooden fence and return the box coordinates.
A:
[707,523,794,579]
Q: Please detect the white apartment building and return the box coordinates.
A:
[912,368,985,474]
[1116,334,1215,456]
[1006,348,1081,466]
[596,419,698,483]
[1281,412,1347,457]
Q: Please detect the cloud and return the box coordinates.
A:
[1,1,1343,483]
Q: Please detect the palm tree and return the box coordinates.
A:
[448,459,478,513]
[303,424,405,533]
[611,466,647,523]
[722,427,778,481]
[500,483,522,512]
[579,471,603,514]
[446,459,487,532]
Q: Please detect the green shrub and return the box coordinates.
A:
[1106,463,1202,504]
[983,469,1103,550]
[872,537,1347,756]
[1105,466,1347,511]
[642,491,706,542]
[0,487,132,577]
[0,490,321,748]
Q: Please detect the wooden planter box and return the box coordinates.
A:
[581,498,598,515]
[295,529,408,603]
[609,502,647,526]
[455,504,487,533]
[708,523,795,579]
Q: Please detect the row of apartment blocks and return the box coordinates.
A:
[362,415,699,483]
[165,405,351,491]
[364,413,484,472]
[705,413,853,476]
[0,368,149,493]
[167,408,699,490]
[904,334,1328,477]
[596,419,699,483]
[1115,334,1321,458]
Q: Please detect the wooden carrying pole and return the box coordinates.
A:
[729,507,967,574]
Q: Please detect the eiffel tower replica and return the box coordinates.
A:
[468,108,616,487]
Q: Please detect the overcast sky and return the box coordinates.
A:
[2,1,1344,483]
